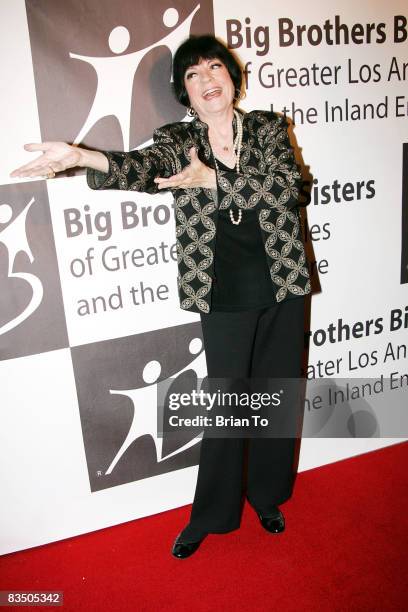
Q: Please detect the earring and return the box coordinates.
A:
[235,88,246,102]
[187,106,197,117]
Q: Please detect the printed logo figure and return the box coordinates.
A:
[70,5,199,149]
[0,199,43,335]
[106,336,206,474]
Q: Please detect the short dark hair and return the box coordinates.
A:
[172,34,243,107]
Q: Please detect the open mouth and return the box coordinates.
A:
[202,87,222,100]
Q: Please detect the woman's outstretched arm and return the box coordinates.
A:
[9,142,109,178]
[11,124,220,193]
[9,125,183,194]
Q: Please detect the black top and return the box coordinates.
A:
[210,158,278,312]
[210,211,277,312]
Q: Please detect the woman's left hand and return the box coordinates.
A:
[154,147,217,190]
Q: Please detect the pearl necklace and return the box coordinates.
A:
[212,109,243,225]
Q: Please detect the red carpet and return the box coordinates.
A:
[1,442,407,611]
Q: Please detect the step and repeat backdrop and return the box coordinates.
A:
[1,0,407,554]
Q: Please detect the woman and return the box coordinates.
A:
[10,35,311,559]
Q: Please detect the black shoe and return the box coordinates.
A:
[258,506,285,534]
[171,532,206,559]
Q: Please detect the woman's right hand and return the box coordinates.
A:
[9,142,109,179]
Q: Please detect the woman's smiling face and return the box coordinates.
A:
[184,57,235,120]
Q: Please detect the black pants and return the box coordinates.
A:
[179,296,305,542]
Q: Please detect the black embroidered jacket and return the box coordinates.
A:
[86,109,311,313]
